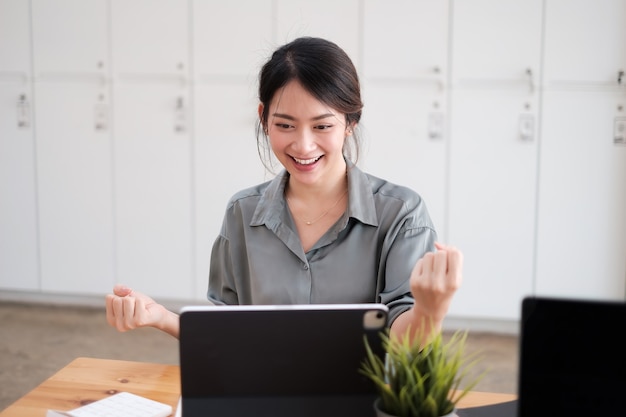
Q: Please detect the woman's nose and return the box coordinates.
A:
[292,129,316,152]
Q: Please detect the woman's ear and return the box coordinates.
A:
[346,122,356,136]
[258,103,268,135]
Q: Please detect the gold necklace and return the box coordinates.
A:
[287,188,348,226]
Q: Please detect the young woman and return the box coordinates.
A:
[105,37,463,344]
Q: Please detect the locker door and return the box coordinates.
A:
[544,0,626,87]
[275,0,361,65]
[0,0,39,290]
[536,91,626,300]
[451,0,543,86]
[192,0,272,79]
[192,0,272,298]
[363,0,449,80]
[361,0,449,237]
[113,83,193,299]
[111,0,192,299]
[0,0,32,73]
[31,0,108,75]
[447,90,537,320]
[361,84,447,237]
[30,0,113,295]
[35,82,115,294]
[111,0,189,76]
[193,84,266,298]
[448,0,543,320]
[0,85,38,291]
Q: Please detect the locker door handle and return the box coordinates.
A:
[17,94,30,128]
[174,96,186,133]
[525,68,534,94]
[433,66,444,91]
[519,113,534,141]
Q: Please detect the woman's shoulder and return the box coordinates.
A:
[226,180,273,208]
[362,171,423,204]
[361,171,434,230]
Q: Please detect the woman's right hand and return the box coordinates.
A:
[105,284,179,338]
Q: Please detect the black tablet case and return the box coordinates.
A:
[179,304,388,417]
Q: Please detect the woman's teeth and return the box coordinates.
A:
[293,156,321,165]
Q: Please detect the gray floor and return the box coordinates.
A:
[0,301,519,411]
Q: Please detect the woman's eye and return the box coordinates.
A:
[315,124,333,130]
[275,123,292,129]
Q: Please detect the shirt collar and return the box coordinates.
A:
[251,159,379,228]
[250,171,288,228]
[346,160,378,226]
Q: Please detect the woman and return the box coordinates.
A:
[106,37,462,344]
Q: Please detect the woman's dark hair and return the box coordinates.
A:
[256,37,363,172]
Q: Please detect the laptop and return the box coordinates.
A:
[517,296,626,417]
[177,304,388,417]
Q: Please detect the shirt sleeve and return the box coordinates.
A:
[376,202,437,327]
[378,184,437,325]
[206,234,237,305]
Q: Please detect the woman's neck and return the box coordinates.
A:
[286,171,348,204]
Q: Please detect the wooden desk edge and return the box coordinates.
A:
[0,357,181,417]
[456,390,517,409]
[0,357,515,416]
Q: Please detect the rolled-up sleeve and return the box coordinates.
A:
[378,223,437,326]
[207,233,235,305]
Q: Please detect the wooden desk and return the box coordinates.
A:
[0,357,180,417]
[0,357,516,417]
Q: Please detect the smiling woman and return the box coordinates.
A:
[105,36,464,350]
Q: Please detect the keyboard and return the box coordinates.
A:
[46,391,173,417]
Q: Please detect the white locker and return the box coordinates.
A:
[112,83,193,299]
[110,0,192,299]
[536,91,626,300]
[35,82,115,294]
[111,0,189,76]
[451,0,543,87]
[31,0,108,75]
[192,0,273,79]
[543,0,626,87]
[0,0,39,290]
[29,0,114,295]
[447,91,538,319]
[0,84,39,291]
[275,0,361,64]
[537,0,626,300]
[362,0,449,80]
[0,0,32,73]
[360,84,448,238]
[361,0,449,237]
[447,0,542,320]
[192,0,272,298]
[193,84,266,298]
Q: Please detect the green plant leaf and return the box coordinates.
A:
[360,324,487,417]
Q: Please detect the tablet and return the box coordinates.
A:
[178,303,388,417]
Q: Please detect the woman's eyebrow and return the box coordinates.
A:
[272,113,295,120]
[272,113,335,121]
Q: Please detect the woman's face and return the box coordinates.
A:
[261,80,350,188]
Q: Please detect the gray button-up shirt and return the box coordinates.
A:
[207,162,437,326]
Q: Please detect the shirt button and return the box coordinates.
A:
[303,264,309,270]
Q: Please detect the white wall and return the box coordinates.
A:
[1,0,625,332]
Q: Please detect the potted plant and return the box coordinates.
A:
[360,326,485,417]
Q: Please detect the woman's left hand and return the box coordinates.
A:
[409,242,463,325]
